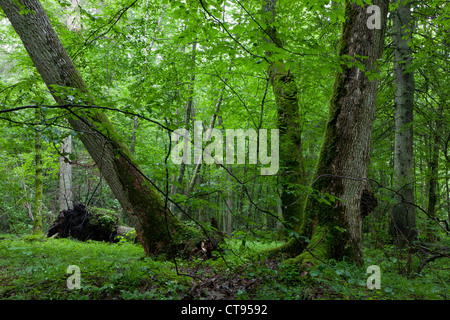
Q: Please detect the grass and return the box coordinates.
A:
[0,234,189,300]
[0,233,448,300]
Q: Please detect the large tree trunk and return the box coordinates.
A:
[0,0,199,255]
[263,0,306,236]
[390,0,416,246]
[278,0,388,267]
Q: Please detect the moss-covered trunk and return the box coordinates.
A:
[286,0,388,267]
[0,0,200,255]
[264,0,306,236]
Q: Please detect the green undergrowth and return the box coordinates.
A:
[0,234,189,300]
[0,234,448,300]
[210,238,449,300]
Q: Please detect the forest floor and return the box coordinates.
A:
[0,233,448,300]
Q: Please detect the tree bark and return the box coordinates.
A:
[59,135,73,211]
[390,0,416,246]
[0,0,199,255]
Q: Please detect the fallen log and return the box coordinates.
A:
[47,203,135,242]
[47,204,223,259]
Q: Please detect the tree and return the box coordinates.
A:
[32,107,43,235]
[425,105,443,242]
[59,135,72,212]
[279,0,388,267]
[390,0,416,246]
[0,0,200,255]
[263,0,306,236]
[170,40,197,216]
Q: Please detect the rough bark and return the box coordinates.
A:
[0,0,200,255]
[390,0,416,246]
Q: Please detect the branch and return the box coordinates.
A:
[0,104,173,133]
[197,0,268,62]
[417,252,449,274]
[71,0,140,60]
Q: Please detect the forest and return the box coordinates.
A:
[0,0,448,304]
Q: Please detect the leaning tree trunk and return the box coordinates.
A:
[283,0,388,267]
[263,0,306,237]
[390,0,416,247]
[0,0,200,255]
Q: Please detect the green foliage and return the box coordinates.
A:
[0,234,447,300]
[88,206,117,229]
[0,235,190,300]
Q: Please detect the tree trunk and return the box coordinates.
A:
[426,104,443,242]
[169,41,197,215]
[185,87,224,198]
[276,0,388,267]
[59,135,73,211]
[390,0,416,246]
[32,108,43,235]
[226,167,233,236]
[1,0,199,255]
[263,0,306,235]
[446,175,450,226]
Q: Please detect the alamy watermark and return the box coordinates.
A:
[367,5,381,30]
[366,265,381,290]
[171,121,279,175]
[67,265,81,290]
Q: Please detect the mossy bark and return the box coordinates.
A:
[299,0,388,267]
[264,0,306,238]
[1,0,200,256]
